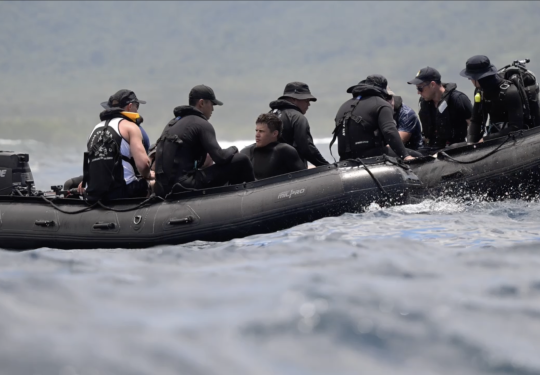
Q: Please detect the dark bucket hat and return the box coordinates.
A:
[347,74,389,95]
[101,89,146,109]
[278,82,317,101]
[460,55,498,80]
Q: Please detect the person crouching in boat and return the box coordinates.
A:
[240,113,305,180]
[407,66,472,152]
[153,85,255,197]
[331,74,417,162]
[386,88,424,151]
[79,90,154,201]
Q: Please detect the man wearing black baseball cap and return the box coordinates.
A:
[80,89,153,201]
[460,55,529,143]
[331,74,416,161]
[268,82,328,168]
[154,84,254,196]
[408,67,472,151]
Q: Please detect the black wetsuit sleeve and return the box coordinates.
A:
[505,85,524,130]
[291,114,329,166]
[379,106,409,158]
[199,121,237,165]
[282,146,306,172]
[468,90,484,143]
[240,145,254,162]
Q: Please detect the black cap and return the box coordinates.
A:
[189,85,223,106]
[278,82,317,101]
[407,67,441,85]
[347,74,389,95]
[100,89,146,109]
[460,55,498,80]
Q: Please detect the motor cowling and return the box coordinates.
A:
[0,151,34,196]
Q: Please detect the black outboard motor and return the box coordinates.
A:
[0,151,34,196]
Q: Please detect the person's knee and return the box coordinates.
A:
[233,152,250,165]
[64,175,84,190]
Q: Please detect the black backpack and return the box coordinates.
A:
[83,119,126,199]
[498,59,540,128]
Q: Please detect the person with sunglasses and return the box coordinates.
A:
[79,89,153,201]
[408,67,472,152]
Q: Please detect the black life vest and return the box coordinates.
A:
[330,97,384,160]
[418,84,465,148]
[476,80,526,135]
[154,117,185,196]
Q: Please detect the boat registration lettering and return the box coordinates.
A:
[278,188,306,200]
[0,169,6,178]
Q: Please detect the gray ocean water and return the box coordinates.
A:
[1,139,540,375]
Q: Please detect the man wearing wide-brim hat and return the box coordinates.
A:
[460,55,531,143]
[268,82,329,168]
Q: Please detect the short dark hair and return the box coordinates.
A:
[256,113,282,134]
[189,96,199,106]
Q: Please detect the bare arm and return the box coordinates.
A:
[398,131,412,144]
[120,120,151,179]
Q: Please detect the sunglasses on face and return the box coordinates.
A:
[416,82,430,92]
[130,101,140,109]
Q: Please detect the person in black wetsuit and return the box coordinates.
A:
[154,85,254,196]
[407,66,472,151]
[460,55,529,143]
[332,74,417,161]
[240,113,305,180]
[269,82,329,168]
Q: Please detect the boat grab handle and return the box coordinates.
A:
[93,222,116,230]
[35,220,55,227]
[168,216,193,225]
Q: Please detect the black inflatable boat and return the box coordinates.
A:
[1,128,539,251]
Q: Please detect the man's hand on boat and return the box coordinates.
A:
[77,181,85,195]
[403,155,416,162]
